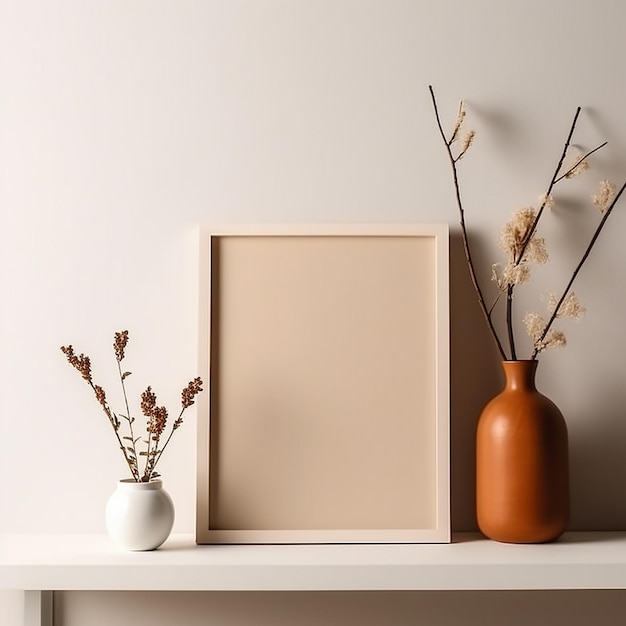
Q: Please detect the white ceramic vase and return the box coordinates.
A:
[105,479,175,551]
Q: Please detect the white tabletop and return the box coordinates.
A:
[2,532,626,592]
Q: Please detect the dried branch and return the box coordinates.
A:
[430,86,622,361]
[531,180,626,358]
[429,85,508,360]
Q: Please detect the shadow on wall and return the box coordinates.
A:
[54,590,626,626]
[449,230,502,532]
[569,400,626,531]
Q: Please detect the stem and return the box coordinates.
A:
[487,289,505,316]
[506,285,517,359]
[117,360,139,471]
[531,180,626,359]
[148,408,185,480]
[554,142,607,184]
[142,433,159,482]
[429,85,508,360]
[514,107,582,267]
[89,381,139,480]
[508,107,605,356]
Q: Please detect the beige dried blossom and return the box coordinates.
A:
[504,262,531,286]
[524,312,567,353]
[491,263,503,288]
[539,193,555,209]
[525,236,548,264]
[459,130,475,154]
[492,262,531,289]
[499,207,536,257]
[548,291,586,320]
[543,329,567,350]
[498,207,548,280]
[523,312,546,342]
[592,180,616,214]
[449,101,466,143]
[564,154,590,178]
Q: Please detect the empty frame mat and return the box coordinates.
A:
[197,225,449,543]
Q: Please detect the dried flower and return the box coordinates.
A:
[499,207,536,258]
[458,130,475,158]
[114,330,129,361]
[539,193,555,209]
[61,331,204,482]
[548,291,586,320]
[524,311,546,342]
[526,236,548,265]
[503,262,530,286]
[148,406,168,436]
[565,154,590,178]
[497,208,548,288]
[592,180,616,214]
[449,101,466,144]
[491,263,530,291]
[491,263,503,288]
[61,345,92,382]
[142,387,168,436]
[492,262,530,289]
[524,311,568,354]
[94,385,107,406]
[141,386,157,417]
[543,329,567,351]
[182,377,203,409]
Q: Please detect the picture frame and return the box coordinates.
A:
[196,223,449,544]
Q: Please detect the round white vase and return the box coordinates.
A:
[105,479,175,551]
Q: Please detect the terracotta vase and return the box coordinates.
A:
[476,360,569,543]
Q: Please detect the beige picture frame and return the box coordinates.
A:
[196,224,449,544]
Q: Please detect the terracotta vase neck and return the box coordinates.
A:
[501,360,538,391]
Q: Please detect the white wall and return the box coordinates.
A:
[2,1,626,624]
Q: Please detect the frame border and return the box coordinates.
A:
[196,223,449,544]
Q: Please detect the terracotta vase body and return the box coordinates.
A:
[476,360,569,543]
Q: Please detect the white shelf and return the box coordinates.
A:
[3,532,626,592]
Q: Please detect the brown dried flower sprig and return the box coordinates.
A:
[429,86,626,360]
[61,331,203,482]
